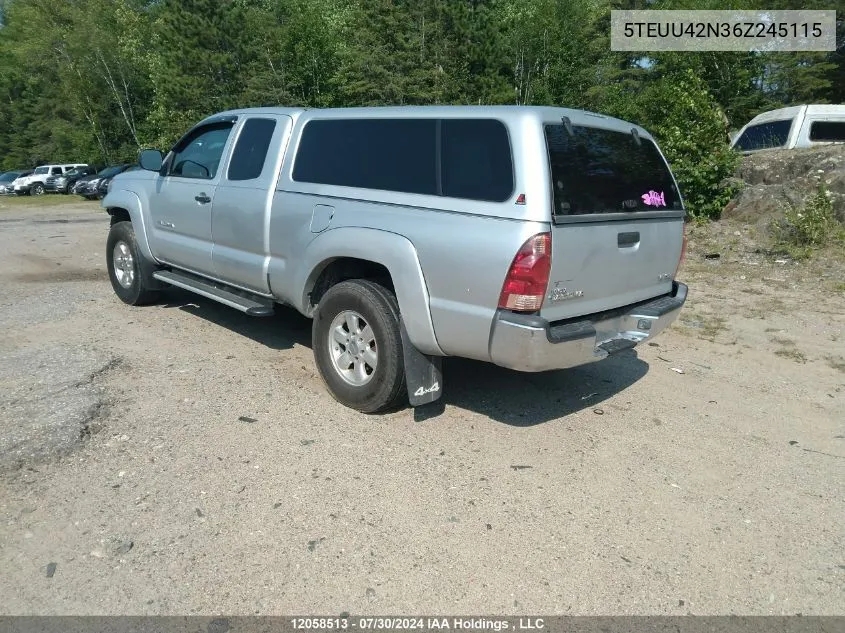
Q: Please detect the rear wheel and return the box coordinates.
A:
[312,280,406,413]
[106,221,160,306]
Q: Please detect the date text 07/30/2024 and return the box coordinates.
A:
[290,617,546,631]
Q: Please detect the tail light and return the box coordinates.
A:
[498,232,551,312]
[674,222,688,278]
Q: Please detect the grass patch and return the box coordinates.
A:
[0,194,95,210]
[745,297,788,319]
[678,311,728,342]
[772,185,845,260]
[775,348,807,363]
[826,356,845,373]
[770,336,794,346]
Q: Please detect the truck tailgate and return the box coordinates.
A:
[540,121,685,321]
[541,217,683,321]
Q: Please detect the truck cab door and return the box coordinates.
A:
[211,114,292,293]
[148,121,236,274]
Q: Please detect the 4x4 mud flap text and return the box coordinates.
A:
[400,318,443,406]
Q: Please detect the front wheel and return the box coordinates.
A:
[106,221,160,306]
[312,280,406,413]
[30,183,45,196]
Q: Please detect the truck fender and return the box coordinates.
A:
[296,227,444,357]
[101,189,164,289]
[101,189,156,262]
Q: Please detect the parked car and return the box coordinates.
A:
[12,163,88,195]
[731,104,845,153]
[45,165,100,194]
[0,170,32,195]
[102,106,688,413]
[76,164,136,200]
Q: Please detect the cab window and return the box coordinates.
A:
[169,123,234,179]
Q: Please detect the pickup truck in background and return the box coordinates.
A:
[731,104,845,154]
[102,106,688,413]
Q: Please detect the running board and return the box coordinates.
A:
[153,270,275,316]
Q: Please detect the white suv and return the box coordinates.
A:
[13,163,88,196]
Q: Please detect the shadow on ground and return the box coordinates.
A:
[159,288,649,425]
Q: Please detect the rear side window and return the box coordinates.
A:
[228,118,277,181]
[734,120,792,151]
[293,119,437,195]
[441,119,513,202]
[545,125,682,216]
[51,167,62,175]
[809,121,845,142]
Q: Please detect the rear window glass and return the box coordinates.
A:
[228,118,277,181]
[293,119,437,195]
[809,121,845,142]
[545,124,682,216]
[441,119,513,202]
[734,119,792,151]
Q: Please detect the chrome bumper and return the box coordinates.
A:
[489,282,688,372]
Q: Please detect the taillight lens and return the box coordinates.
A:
[498,232,551,312]
[675,222,688,278]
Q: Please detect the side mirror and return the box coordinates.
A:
[139,149,164,172]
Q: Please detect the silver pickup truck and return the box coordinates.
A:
[103,106,688,413]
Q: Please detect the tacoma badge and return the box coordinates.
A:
[549,283,584,302]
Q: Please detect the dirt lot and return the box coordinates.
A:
[0,199,842,616]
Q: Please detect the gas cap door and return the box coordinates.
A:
[310,204,334,233]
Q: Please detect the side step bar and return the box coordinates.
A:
[153,270,275,316]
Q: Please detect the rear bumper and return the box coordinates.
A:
[489,282,688,372]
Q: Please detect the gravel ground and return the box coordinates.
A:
[0,202,842,615]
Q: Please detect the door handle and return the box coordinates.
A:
[157,220,175,229]
[617,231,640,247]
[195,193,211,204]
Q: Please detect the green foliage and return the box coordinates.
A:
[604,68,741,220]
[775,186,845,259]
[0,0,841,222]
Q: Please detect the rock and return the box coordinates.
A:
[365,588,376,598]
[45,562,57,578]
[723,145,845,234]
[106,536,133,556]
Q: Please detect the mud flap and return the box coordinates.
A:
[400,318,443,407]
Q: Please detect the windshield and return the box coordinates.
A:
[734,119,792,151]
[97,166,123,177]
[33,167,49,175]
[545,124,683,216]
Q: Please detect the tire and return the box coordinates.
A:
[106,221,160,306]
[30,182,44,196]
[312,279,407,413]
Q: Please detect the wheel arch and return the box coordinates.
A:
[296,228,443,356]
[102,189,156,262]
